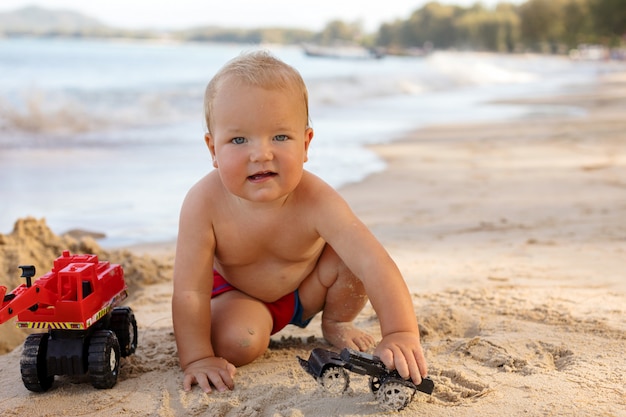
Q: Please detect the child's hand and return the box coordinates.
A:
[374,332,428,385]
[182,356,237,393]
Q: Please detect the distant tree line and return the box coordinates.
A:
[1,0,624,54]
[175,27,315,45]
[373,0,626,53]
[177,0,625,53]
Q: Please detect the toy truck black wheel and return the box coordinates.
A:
[369,376,382,393]
[318,365,350,395]
[110,306,137,357]
[20,333,54,392]
[88,330,121,389]
[376,380,414,411]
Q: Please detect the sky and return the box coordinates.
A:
[0,0,521,32]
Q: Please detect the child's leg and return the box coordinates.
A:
[210,290,273,366]
[298,245,376,351]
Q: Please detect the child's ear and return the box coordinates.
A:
[303,128,314,163]
[205,133,218,168]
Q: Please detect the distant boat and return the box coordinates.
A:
[302,44,385,60]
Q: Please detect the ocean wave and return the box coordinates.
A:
[0,90,100,134]
[428,52,538,85]
[304,52,543,107]
[1,46,556,139]
[0,87,202,137]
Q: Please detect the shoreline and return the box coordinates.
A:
[0,71,625,415]
[342,72,626,295]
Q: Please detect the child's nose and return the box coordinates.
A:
[250,141,273,162]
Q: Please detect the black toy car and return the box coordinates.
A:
[298,348,434,411]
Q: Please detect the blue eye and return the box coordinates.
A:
[231,137,246,144]
[274,135,288,142]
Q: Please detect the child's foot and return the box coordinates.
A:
[322,319,376,352]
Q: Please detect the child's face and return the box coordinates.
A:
[206,79,313,204]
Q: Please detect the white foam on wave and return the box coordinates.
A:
[428,52,538,85]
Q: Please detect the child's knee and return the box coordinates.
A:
[213,325,270,366]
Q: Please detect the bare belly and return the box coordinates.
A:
[214,258,317,303]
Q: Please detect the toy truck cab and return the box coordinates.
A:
[298,348,434,411]
[0,251,137,392]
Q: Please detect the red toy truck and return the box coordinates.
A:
[0,250,137,392]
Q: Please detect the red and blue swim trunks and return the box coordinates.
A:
[212,269,313,335]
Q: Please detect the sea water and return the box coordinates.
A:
[0,38,620,246]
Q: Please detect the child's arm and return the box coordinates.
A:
[313,184,428,383]
[172,186,236,392]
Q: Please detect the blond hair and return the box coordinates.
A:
[204,50,310,133]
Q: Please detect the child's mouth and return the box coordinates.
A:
[248,171,277,181]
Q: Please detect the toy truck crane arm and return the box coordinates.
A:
[0,265,59,325]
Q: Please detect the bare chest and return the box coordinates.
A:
[212,217,325,301]
[213,215,322,267]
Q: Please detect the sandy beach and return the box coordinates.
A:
[1,70,625,416]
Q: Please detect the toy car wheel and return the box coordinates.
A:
[376,380,414,411]
[20,333,54,392]
[369,376,382,393]
[88,330,121,389]
[110,306,138,357]
[318,365,349,395]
